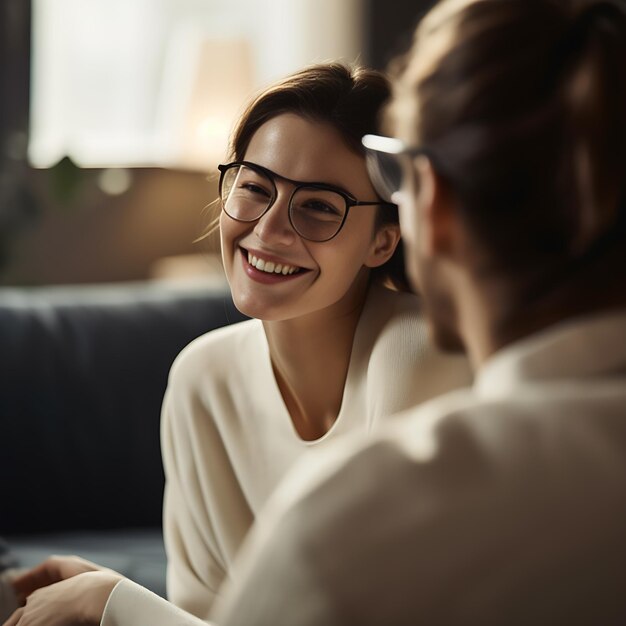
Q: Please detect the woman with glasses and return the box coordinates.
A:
[162,62,470,618]
[5,63,470,626]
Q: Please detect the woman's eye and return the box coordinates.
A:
[240,182,270,197]
[304,200,340,216]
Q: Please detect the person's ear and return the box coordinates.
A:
[413,156,459,259]
[365,221,401,269]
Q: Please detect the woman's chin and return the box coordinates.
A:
[231,290,288,322]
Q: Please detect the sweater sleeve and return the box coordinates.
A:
[101,578,212,626]
[161,388,227,619]
[210,515,339,626]
[160,325,261,619]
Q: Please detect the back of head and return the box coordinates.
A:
[389,0,626,298]
[230,63,410,292]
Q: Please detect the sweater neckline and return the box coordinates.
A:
[257,283,387,447]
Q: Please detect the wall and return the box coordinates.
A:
[0,167,220,285]
[0,0,435,286]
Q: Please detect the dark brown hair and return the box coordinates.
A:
[389,0,626,281]
[228,62,409,292]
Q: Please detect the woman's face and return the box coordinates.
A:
[220,113,394,322]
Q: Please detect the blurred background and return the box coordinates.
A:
[0,0,436,287]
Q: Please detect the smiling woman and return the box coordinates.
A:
[5,63,471,626]
[220,113,398,324]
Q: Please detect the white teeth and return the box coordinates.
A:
[246,251,300,275]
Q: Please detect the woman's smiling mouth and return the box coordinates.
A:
[247,251,301,275]
[239,247,311,284]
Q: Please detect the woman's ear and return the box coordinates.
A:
[365,222,402,268]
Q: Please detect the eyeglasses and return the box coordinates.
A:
[362,134,430,203]
[218,160,396,242]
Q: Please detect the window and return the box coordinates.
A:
[29,0,363,170]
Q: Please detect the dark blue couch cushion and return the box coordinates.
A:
[0,282,246,534]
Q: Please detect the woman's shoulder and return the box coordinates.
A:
[161,318,272,451]
[354,283,429,379]
[362,282,424,336]
[168,317,264,385]
[363,283,472,401]
[363,284,423,351]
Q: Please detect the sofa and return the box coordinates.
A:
[0,280,246,597]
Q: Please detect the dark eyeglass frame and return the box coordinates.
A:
[362,134,433,203]
[217,160,397,242]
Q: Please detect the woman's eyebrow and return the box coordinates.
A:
[244,159,361,198]
[273,169,355,196]
[243,160,351,194]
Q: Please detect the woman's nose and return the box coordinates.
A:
[253,192,297,245]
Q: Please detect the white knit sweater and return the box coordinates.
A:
[102,283,471,625]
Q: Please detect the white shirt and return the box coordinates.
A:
[209,308,626,625]
[162,282,470,619]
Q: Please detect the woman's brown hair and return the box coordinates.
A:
[225,62,410,292]
[389,0,626,285]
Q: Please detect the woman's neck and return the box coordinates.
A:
[263,278,370,441]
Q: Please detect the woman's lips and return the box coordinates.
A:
[239,247,310,284]
[246,249,302,275]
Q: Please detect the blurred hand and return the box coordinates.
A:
[2,570,122,626]
[11,555,114,605]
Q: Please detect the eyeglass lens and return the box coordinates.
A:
[365,151,403,204]
[221,164,348,241]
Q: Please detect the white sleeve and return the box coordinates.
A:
[209,443,359,626]
[210,503,340,626]
[161,389,227,618]
[101,578,212,626]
